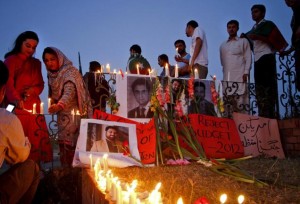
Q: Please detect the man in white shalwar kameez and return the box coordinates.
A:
[220,20,252,114]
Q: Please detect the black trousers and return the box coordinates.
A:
[254,53,279,118]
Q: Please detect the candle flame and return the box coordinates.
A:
[154,182,161,191]
[177,197,183,204]
[220,194,227,203]
[238,195,245,204]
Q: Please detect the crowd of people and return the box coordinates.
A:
[0,2,296,203]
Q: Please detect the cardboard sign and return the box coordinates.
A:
[188,114,244,159]
[232,112,285,158]
[93,110,156,164]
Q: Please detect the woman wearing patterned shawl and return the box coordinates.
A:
[42,47,92,167]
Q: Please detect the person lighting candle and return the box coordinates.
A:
[174,39,191,78]
[4,31,52,163]
[43,46,93,167]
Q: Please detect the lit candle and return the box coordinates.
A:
[238,195,245,204]
[71,109,75,123]
[106,170,112,192]
[114,69,117,74]
[98,172,106,192]
[48,98,51,110]
[106,64,110,73]
[94,159,101,181]
[176,47,179,57]
[89,154,93,169]
[97,70,101,84]
[129,190,136,204]
[128,180,137,204]
[116,181,122,204]
[32,103,36,114]
[103,154,108,173]
[136,64,140,75]
[110,177,118,201]
[177,197,183,204]
[213,75,217,80]
[220,194,227,204]
[40,102,44,114]
[165,64,169,77]
[194,68,199,79]
[175,64,179,78]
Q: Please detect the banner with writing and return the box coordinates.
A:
[232,113,285,158]
[93,110,156,164]
[188,114,244,159]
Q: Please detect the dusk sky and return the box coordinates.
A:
[0,0,292,101]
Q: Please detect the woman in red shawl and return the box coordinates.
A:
[4,31,53,164]
[43,47,92,167]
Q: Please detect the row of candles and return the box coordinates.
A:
[93,62,200,79]
[90,154,245,204]
[90,153,162,204]
[31,98,53,114]
[31,98,80,119]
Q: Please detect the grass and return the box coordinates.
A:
[110,157,300,203]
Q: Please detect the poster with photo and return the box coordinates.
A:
[116,74,155,123]
[73,119,142,168]
[187,79,218,117]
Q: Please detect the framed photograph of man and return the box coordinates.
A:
[73,119,141,168]
[127,76,154,119]
[115,74,155,122]
[188,79,217,116]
